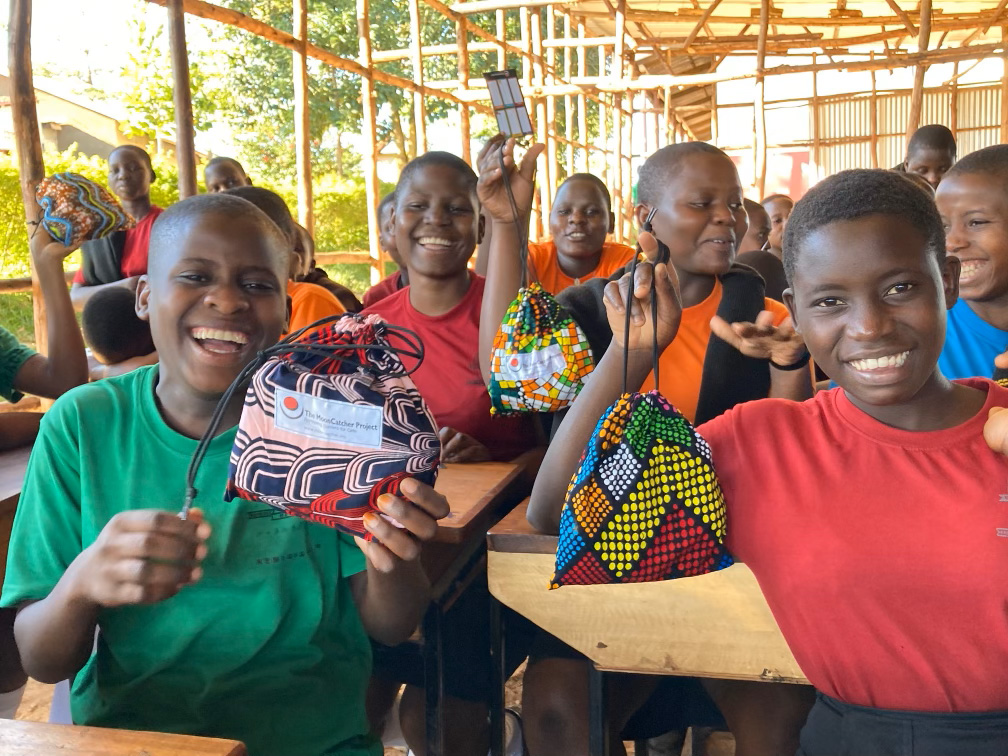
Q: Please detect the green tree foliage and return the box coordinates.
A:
[118,18,221,143]
[216,0,458,183]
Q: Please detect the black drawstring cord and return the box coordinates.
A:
[180,313,425,519]
[621,213,660,396]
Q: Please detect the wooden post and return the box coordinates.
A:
[905,0,933,142]
[710,85,718,145]
[532,9,551,225]
[950,61,959,138]
[577,17,588,172]
[563,12,573,176]
[495,9,506,70]
[293,0,313,232]
[166,0,197,198]
[8,0,47,352]
[1001,27,1008,144]
[544,5,558,188]
[663,86,672,144]
[754,0,769,197]
[456,19,471,164]
[357,0,383,284]
[520,6,531,86]
[410,0,427,153]
[811,53,820,171]
[870,53,879,169]
[615,0,628,239]
[599,92,608,184]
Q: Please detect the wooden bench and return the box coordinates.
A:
[0,719,246,756]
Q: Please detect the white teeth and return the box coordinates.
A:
[849,351,909,371]
[568,233,586,240]
[960,261,984,278]
[417,237,453,246]
[191,327,248,345]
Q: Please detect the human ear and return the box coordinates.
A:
[285,294,292,333]
[135,275,151,322]
[634,203,652,230]
[782,288,800,333]
[477,212,486,245]
[939,254,960,310]
[607,207,616,234]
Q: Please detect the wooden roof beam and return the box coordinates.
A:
[882,0,917,36]
[682,0,724,50]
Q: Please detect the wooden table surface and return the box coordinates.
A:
[431,460,524,544]
[0,719,246,756]
[486,498,807,684]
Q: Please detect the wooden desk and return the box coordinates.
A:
[0,719,246,756]
[0,445,31,585]
[432,460,523,544]
[486,498,805,683]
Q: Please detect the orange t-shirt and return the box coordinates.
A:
[643,278,791,423]
[527,239,636,295]
[284,280,345,337]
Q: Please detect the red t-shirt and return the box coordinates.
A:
[362,271,404,309]
[697,377,1008,712]
[363,274,533,461]
[73,206,163,284]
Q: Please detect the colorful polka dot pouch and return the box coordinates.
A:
[551,390,734,587]
[35,172,134,248]
[489,282,594,414]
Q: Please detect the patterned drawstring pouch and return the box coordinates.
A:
[35,172,134,247]
[551,252,734,587]
[183,313,440,539]
[487,152,594,414]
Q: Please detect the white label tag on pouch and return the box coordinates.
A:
[498,343,567,380]
[274,387,384,449]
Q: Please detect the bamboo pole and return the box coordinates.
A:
[577,17,588,172]
[293,0,313,232]
[532,9,552,223]
[663,86,672,144]
[710,84,719,145]
[520,6,531,85]
[905,0,933,142]
[357,0,383,285]
[495,9,506,69]
[599,93,608,185]
[1002,27,1008,144]
[950,62,959,137]
[456,19,471,164]
[614,0,626,241]
[563,12,573,177]
[870,53,879,168]
[754,0,769,197]
[811,53,820,170]
[882,0,917,35]
[545,4,559,188]
[682,0,723,49]
[410,0,427,153]
[167,0,197,198]
[8,0,47,352]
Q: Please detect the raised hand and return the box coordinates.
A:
[710,311,807,367]
[476,136,545,224]
[28,222,80,267]
[354,478,450,573]
[71,508,210,607]
[603,232,682,353]
[438,426,492,464]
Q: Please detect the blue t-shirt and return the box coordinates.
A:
[938,299,1008,380]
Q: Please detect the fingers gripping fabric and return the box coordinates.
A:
[551,391,733,587]
[35,173,134,247]
[219,314,440,539]
[489,282,594,414]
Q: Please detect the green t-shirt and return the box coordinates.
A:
[1,366,378,756]
[0,324,36,402]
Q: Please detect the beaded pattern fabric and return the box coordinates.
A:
[35,172,134,248]
[552,390,734,587]
[225,314,440,539]
[489,282,594,414]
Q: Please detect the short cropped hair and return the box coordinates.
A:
[743,197,769,223]
[907,124,956,159]
[636,142,727,206]
[81,286,154,364]
[205,156,246,174]
[558,173,612,214]
[396,152,477,194]
[761,193,793,207]
[225,186,296,243]
[109,145,155,180]
[148,193,291,276]
[782,169,945,285]
[944,144,1008,184]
